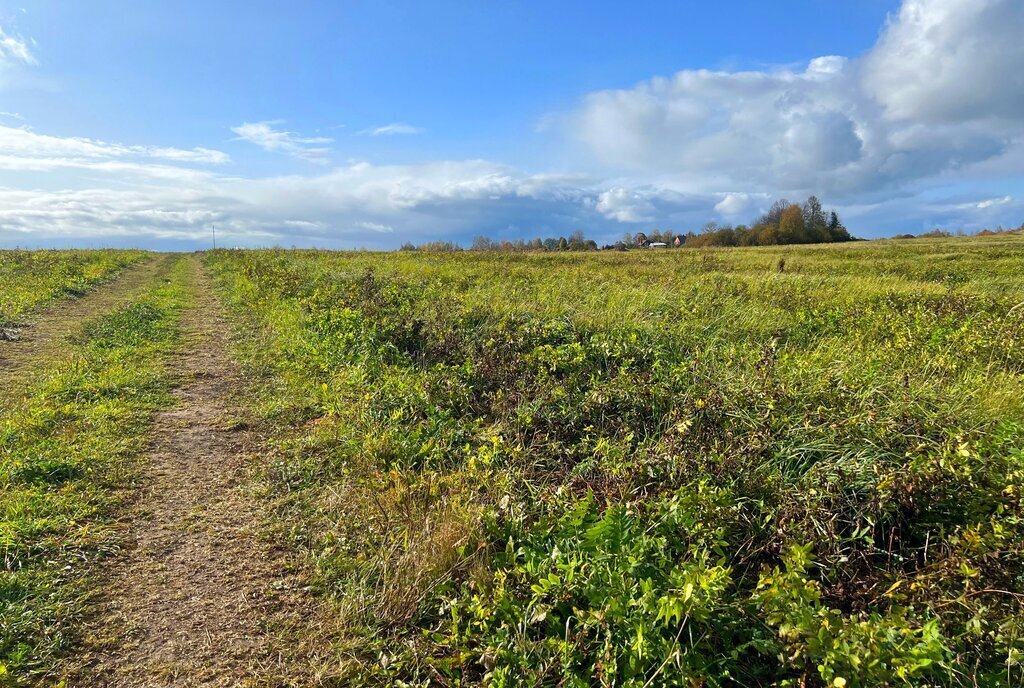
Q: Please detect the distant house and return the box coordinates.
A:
[673,234,685,247]
[648,242,668,249]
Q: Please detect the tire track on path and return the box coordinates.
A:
[58,255,318,687]
[0,255,172,396]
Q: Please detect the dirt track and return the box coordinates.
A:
[44,255,318,687]
[0,256,172,395]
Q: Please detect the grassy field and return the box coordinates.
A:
[0,256,187,680]
[0,250,147,331]
[205,236,1024,687]
[1,239,1021,686]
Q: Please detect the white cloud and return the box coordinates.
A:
[0,188,240,241]
[0,155,217,182]
[596,188,657,222]
[354,221,394,233]
[282,219,324,230]
[360,122,425,136]
[0,124,229,165]
[147,146,229,163]
[714,192,765,217]
[567,0,1024,200]
[0,24,35,67]
[230,121,333,163]
[971,196,1011,210]
[571,61,867,193]
[863,0,1024,123]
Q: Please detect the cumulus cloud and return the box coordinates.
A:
[863,0,1024,123]
[596,188,657,223]
[714,192,766,217]
[360,122,425,136]
[568,0,1024,200]
[230,121,333,163]
[592,185,729,225]
[571,59,873,194]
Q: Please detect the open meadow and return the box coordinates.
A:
[1,237,1023,686]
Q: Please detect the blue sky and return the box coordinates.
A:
[1,0,1022,249]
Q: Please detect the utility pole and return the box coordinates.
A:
[212,223,217,250]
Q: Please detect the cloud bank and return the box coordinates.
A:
[0,154,728,248]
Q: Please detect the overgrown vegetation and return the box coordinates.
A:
[0,257,186,682]
[0,250,146,332]
[208,235,1024,686]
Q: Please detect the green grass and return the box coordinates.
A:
[0,257,188,683]
[0,250,147,329]
[208,235,1024,687]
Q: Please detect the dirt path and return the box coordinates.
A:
[0,255,172,395]
[58,255,317,687]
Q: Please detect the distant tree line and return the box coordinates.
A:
[400,240,462,252]
[607,196,852,250]
[471,230,599,252]
[676,196,852,248]
[400,230,599,252]
[892,222,1024,240]
[398,195,854,252]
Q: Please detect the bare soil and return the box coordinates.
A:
[55,256,320,687]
